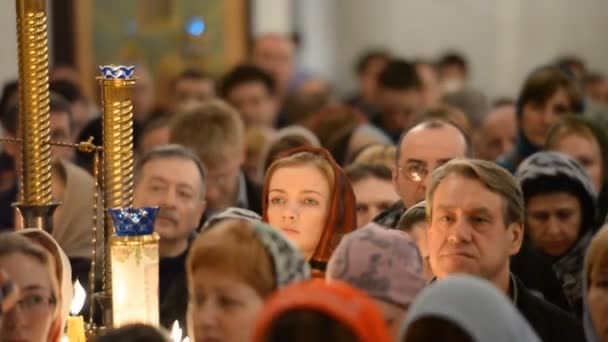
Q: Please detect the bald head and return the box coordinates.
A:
[252,34,295,95]
[394,120,468,208]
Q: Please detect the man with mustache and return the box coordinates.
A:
[426,158,584,342]
[133,144,207,330]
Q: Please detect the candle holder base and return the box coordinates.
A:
[13,202,60,234]
[85,323,109,339]
[93,292,113,328]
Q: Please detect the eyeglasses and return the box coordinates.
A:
[398,164,429,183]
[11,293,57,316]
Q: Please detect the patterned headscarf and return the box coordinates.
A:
[326,222,426,308]
[252,222,311,287]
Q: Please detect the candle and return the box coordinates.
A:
[171,320,183,342]
[66,280,86,342]
[66,316,86,342]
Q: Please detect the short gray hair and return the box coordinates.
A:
[426,159,524,227]
[134,144,208,198]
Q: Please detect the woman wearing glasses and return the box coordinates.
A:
[262,146,358,277]
[0,233,63,342]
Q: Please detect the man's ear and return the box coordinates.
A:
[508,222,524,256]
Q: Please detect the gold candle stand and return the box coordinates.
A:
[95,66,136,327]
[13,0,58,232]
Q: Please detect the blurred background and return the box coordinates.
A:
[0,0,607,102]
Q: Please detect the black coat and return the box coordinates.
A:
[511,238,573,313]
[513,276,585,342]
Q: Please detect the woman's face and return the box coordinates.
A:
[521,87,571,147]
[588,254,608,342]
[525,192,581,257]
[0,253,60,342]
[187,268,265,342]
[553,133,604,192]
[266,165,331,259]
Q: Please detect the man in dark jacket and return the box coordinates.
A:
[426,158,585,342]
[373,118,468,228]
[132,145,207,330]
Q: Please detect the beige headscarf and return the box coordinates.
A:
[15,228,73,333]
[53,160,100,259]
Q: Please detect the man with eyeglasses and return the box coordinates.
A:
[374,118,469,229]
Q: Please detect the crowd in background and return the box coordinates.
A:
[0,31,608,341]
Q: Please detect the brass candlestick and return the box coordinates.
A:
[13,0,58,232]
[97,65,136,327]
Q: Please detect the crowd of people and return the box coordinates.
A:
[0,32,608,341]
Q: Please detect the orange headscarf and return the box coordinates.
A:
[262,146,357,276]
[252,279,391,342]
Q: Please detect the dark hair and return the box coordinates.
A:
[438,52,468,74]
[516,66,583,116]
[1,92,73,135]
[521,174,596,234]
[345,163,392,184]
[220,64,276,98]
[134,144,208,198]
[139,111,171,138]
[398,204,427,232]
[355,49,391,76]
[583,72,605,87]
[377,59,422,91]
[50,79,86,104]
[263,310,359,342]
[402,316,474,342]
[0,80,18,117]
[93,324,169,342]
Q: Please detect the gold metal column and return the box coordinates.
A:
[13,0,57,232]
[96,65,136,327]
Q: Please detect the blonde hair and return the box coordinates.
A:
[351,144,396,170]
[169,99,245,165]
[187,220,276,298]
[265,151,336,193]
[545,116,597,150]
[585,225,608,289]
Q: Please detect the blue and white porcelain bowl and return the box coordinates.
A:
[109,207,158,236]
[99,65,135,80]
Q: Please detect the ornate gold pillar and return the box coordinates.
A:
[13,0,58,232]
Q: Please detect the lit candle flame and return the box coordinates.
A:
[171,320,183,342]
[61,336,69,342]
[70,279,86,315]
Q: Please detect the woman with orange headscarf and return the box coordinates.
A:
[252,279,391,342]
[262,146,357,277]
